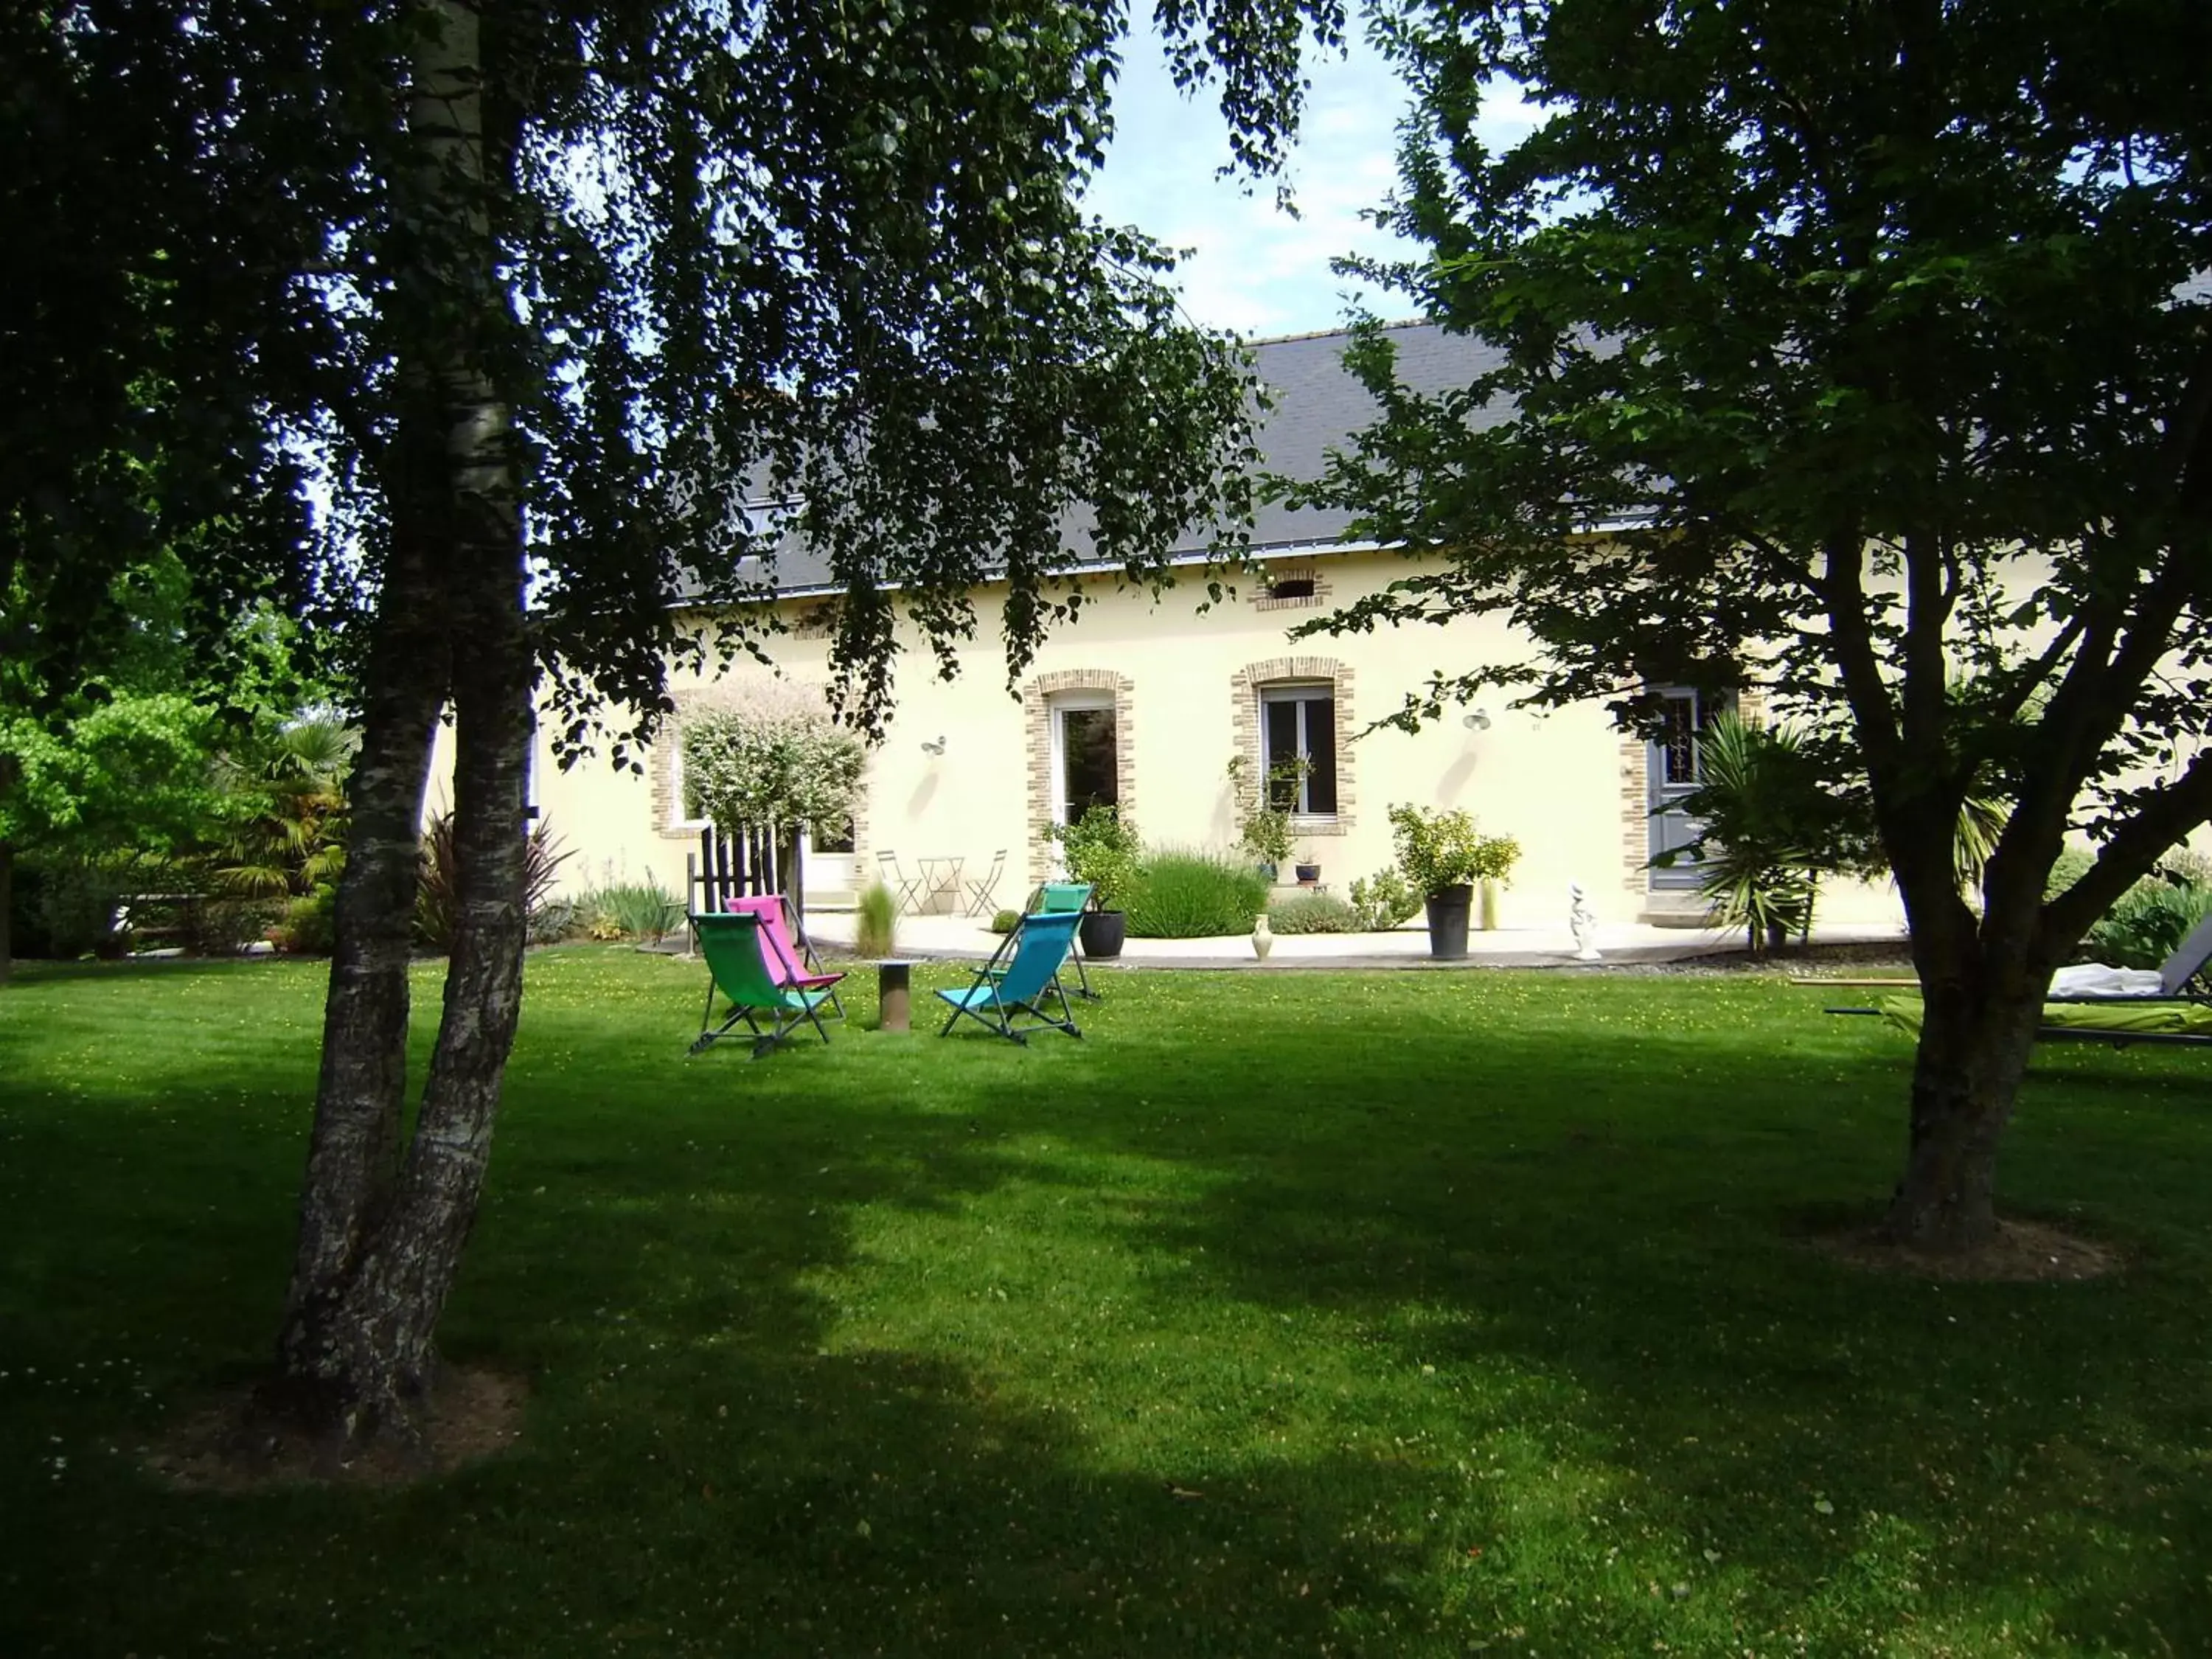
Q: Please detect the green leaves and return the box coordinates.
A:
[1046,804,1141,909]
[0,692,217,856]
[1304,0,2212,967]
[27,0,1340,760]
[678,686,865,835]
[1385,804,1517,897]
[1663,714,1844,955]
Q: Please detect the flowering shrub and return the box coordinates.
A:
[1388,804,1520,897]
[680,684,864,835]
[1047,806,1142,909]
[1267,892,1360,934]
[1346,868,1422,930]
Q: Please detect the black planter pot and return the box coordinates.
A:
[1294,863,1321,886]
[1079,909,1127,960]
[1424,885,1473,960]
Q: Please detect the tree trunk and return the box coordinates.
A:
[271,532,449,1433]
[270,499,527,1442]
[268,0,529,1448]
[1880,928,2050,1251]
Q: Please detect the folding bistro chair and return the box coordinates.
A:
[689,911,840,1059]
[875,849,925,916]
[964,849,1009,918]
[1030,880,1098,1000]
[936,909,1085,1044]
[723,893,846,1020]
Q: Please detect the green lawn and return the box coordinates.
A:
[1,950,2208,1656]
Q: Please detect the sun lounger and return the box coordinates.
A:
[1827,910,2212,1049]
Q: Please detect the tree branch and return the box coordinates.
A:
[1818,530,1900,772]
[1983,611,2087,729]
[1899,526,1952,752]
[2044,748,2212,945]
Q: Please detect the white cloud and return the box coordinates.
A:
[1085,24,1540,337]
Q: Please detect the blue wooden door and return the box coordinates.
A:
[1645,689,1707,888]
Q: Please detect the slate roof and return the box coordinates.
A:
[729,318,1506,597]
[1236,320,1510,553]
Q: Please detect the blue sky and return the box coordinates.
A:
[1083,19,1538,338]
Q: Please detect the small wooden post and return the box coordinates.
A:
[877,960,914,1033]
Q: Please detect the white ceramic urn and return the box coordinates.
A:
[1251,912,1275,961]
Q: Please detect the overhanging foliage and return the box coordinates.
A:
[1295,0,2212,1246]
[679,684,865,834]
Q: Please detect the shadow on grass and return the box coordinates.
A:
[990,992,2212,1652]
[0,1012,1482,1653]
[2,955,2208,1654]
[2,953,307,987]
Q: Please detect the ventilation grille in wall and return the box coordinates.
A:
[1251,567,1329,611]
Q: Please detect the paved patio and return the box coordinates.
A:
[799,907,1909,970]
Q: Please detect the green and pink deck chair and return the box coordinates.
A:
[717,893,846,1021]
[689,904,846,1060]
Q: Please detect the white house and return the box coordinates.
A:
[520,321,1912,931]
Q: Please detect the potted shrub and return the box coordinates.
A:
[1470,832,1522,931]
[1388,804,1492,959]
[1227,756,1294,880]
[1048,805,1140,959]
[1293,849,1321,886]
[1242,808,1293,882]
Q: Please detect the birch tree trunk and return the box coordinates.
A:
[273,521,448,1422]
[269,0,532,1446]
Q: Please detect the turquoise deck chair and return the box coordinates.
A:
[689,911,838,1059]
[1029,880,1098,1001]
[936,909,1085,1044]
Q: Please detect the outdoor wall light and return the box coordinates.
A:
[920,735,947,755]
[1462,709,1492,731]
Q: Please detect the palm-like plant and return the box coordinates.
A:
[1664,714,1842,956]
[212,716,356,900]
[414,811,573,953]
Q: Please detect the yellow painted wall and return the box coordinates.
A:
[430,543,2205,935]
[509,549,1916,930]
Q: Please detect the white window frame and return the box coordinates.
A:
[1259,681,1338,819]
[1048,691,1116,827]
[667,728,712,833]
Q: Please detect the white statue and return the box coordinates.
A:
[1568,883,1602,961]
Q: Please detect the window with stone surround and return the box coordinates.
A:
[659,722,712,836]
[1231,655,1355,835]
[1260,684,1338,814]
[1249,563,1332,612]
[1022,669,1136,876]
